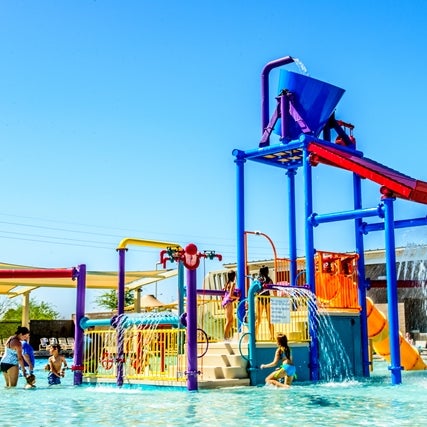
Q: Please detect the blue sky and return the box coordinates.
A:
[0,1,426,317]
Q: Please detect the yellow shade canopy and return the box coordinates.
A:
[0,262,178,298]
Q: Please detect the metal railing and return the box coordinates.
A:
[314,251,359,310]
[196,295,236,342]
[83,328,187,382]
[275,251,360,310]
[254,294,310,342]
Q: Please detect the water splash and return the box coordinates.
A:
[279,286,354,382]
[113,311,183,378]
[396,243,427,334]
[306,296,354,382]
[292,57,309,76]
[397,243,427,284]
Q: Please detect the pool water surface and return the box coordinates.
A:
[2,358,427,426]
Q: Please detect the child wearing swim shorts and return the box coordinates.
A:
[260,334,296,388]
[46,344,68,385]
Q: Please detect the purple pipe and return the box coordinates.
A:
[116,249,126,386]
[261,56,295,136]
[196,289,225,296]
[280,93,289,140]
[117,249,126,315]
[186,268,198,391]
[73,264,86,385]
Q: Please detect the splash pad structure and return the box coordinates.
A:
[71,56,427,390]
[75,238,223,391]
[234,56,427,385]
[4,56,425,391]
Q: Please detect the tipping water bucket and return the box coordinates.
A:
[275,70,345,140]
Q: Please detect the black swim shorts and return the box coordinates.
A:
[0,362,16,372]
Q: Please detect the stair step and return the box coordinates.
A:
[224,366,248,379]
[228,355,248,368]
[198,340,249,381]
[207,342,248,356]
[200,366,226,380]
[199,365,248,380]
[198,378,250,389]
[202,354,231,366]
[206,343,235,355]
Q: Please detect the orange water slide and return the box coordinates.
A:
[366,298,426,370]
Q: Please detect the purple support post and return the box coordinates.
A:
[186,267,198,391]
[73,264,86,385]
[117,249,126,315]
[116,248,126,387]
[280,93,289,140]
[261,56,294,144]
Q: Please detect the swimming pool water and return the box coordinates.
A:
[3,358,427,426]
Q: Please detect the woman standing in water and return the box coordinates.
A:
[1,326,30,387]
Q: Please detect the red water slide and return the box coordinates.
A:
[308,142,427,205]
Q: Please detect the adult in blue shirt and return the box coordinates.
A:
[21,338,35,374]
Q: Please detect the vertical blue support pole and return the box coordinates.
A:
[383,196,402,385]
[116,249,126,387]
[73,264,86,385]
[303,147,318,381]
[186,268,198,391]
[234,150,246,327]
[287,168,298,286]
[303,149,315,293]
[353,174,370,377]
[248,279,262,385]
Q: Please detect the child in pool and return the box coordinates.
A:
[24,373,36,389]
[46,344,68,385]
[260,334,296,388]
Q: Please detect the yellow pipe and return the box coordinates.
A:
[116,237,182,251]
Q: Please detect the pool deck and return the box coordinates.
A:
[34,350,74,358]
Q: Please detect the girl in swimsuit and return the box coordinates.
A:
[255,265,275,341]
[260,334,296,388]
[1,326,30,387]
[222,270,238,341]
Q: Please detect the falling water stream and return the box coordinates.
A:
[278,286,354,382]
[292,57,310,76]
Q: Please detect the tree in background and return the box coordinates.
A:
[95,290,135,310]
[0,296,13,319]
[0,298,60,338]
[1,299,59,321]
